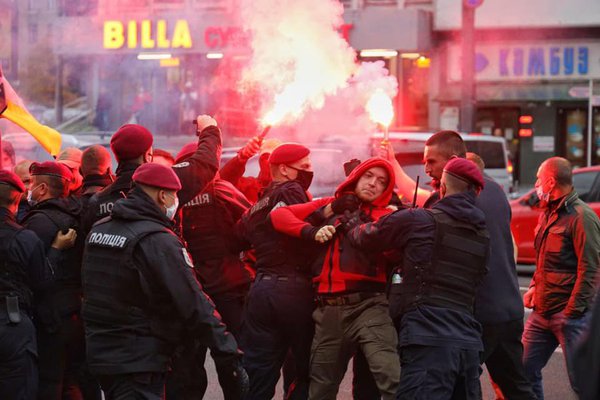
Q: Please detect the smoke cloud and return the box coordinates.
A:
[232,0,398,146]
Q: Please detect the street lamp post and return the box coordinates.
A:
[460,0,483,133]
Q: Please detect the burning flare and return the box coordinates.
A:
[366,89,394,128]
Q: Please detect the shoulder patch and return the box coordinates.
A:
[173,161,190,168]
[271,201,287,211]
[182,248,194,268]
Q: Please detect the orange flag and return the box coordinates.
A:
[0,67,62,156]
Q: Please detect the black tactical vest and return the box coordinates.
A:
[23,205,84,318]
[0,221,33,309]
[82,218,183,356]
[397,209,489,315]
[242,182,312,276]
[182,182,230,262]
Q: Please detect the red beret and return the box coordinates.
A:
[443,158,485,189]
[175,143,197,164]
[0,170,25,192]
[132,163,182,191]
[30,161,73,181]
[110,124,153,162]
[268,143,310,165]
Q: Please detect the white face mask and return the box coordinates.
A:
[164,195,179,220]
[535,184,550,204]
[27,184,42,207]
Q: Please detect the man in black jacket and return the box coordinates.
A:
[235,143,315,400]
[384,131,535,399]
[82,163,247,399]
[83,115,221,235]
[21,161,84,399]
[0,170,74,400]
[348,158,490,399]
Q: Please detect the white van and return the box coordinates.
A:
[370,132,514,194]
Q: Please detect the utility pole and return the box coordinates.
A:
[460,0,483,132]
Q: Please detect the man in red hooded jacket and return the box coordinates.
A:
[271,157,401,399]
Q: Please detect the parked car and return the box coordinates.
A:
[510,165,600,264]
[370,132,514,193]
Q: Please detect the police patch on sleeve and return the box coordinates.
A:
[182,248,194,268]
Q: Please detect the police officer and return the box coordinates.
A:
[80,144,113,208]
[235,143,315,399]
[83,115,221,234]
[347,158,490,399]
[82,163,247,400]
[0,170,74,400]
[166,144,253,399]
[21,161,85,399]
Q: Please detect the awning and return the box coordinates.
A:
[435,83,581,102]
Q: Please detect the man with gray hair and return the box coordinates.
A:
[522,156,600,400]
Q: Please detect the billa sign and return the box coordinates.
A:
[55,17,352,55]
[104,20,193,49]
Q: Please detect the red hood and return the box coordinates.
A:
[335,157,396,208]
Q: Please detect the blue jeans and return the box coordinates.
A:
[522,310,590,400]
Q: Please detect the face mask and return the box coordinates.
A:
[164,195,179,220]
[287,166,314,191]
[535,185,550,204]
[27,184,42,207]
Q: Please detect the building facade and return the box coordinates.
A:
[431,0,600,184]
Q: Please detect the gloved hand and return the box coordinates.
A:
[331,194,361,215]
[217,358,249,400]
[195,114,217,135]
[239,136,262,161]
[338,210,364,233]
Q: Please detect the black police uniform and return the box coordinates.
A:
[424,179,536,399]
[80,173,113,210]
[348,191,490,400]
[21,196,87,400]
[167,179,252,399]
[82,187,243,400]
[235,180,316,400]
[0,207,54,400]
[82,125,222,235]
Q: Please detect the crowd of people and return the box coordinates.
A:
[1,115,600,400]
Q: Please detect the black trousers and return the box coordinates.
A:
[37,313,101,400]
[166,294,246,400]
[480,318,537,400]
[397,345,481,400]
[241,275,314,400]
[0,310,38,400]
[98,372,165,400]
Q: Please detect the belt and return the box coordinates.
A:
[315,292,383,307]
[255,273,311,284]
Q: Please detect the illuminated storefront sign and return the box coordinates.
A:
[101,19,353,52]
[103,20,193,49]
[448,41,600,81]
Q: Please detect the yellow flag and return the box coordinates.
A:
[0,67,62,156]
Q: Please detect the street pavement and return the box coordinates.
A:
[201,271,577,399]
